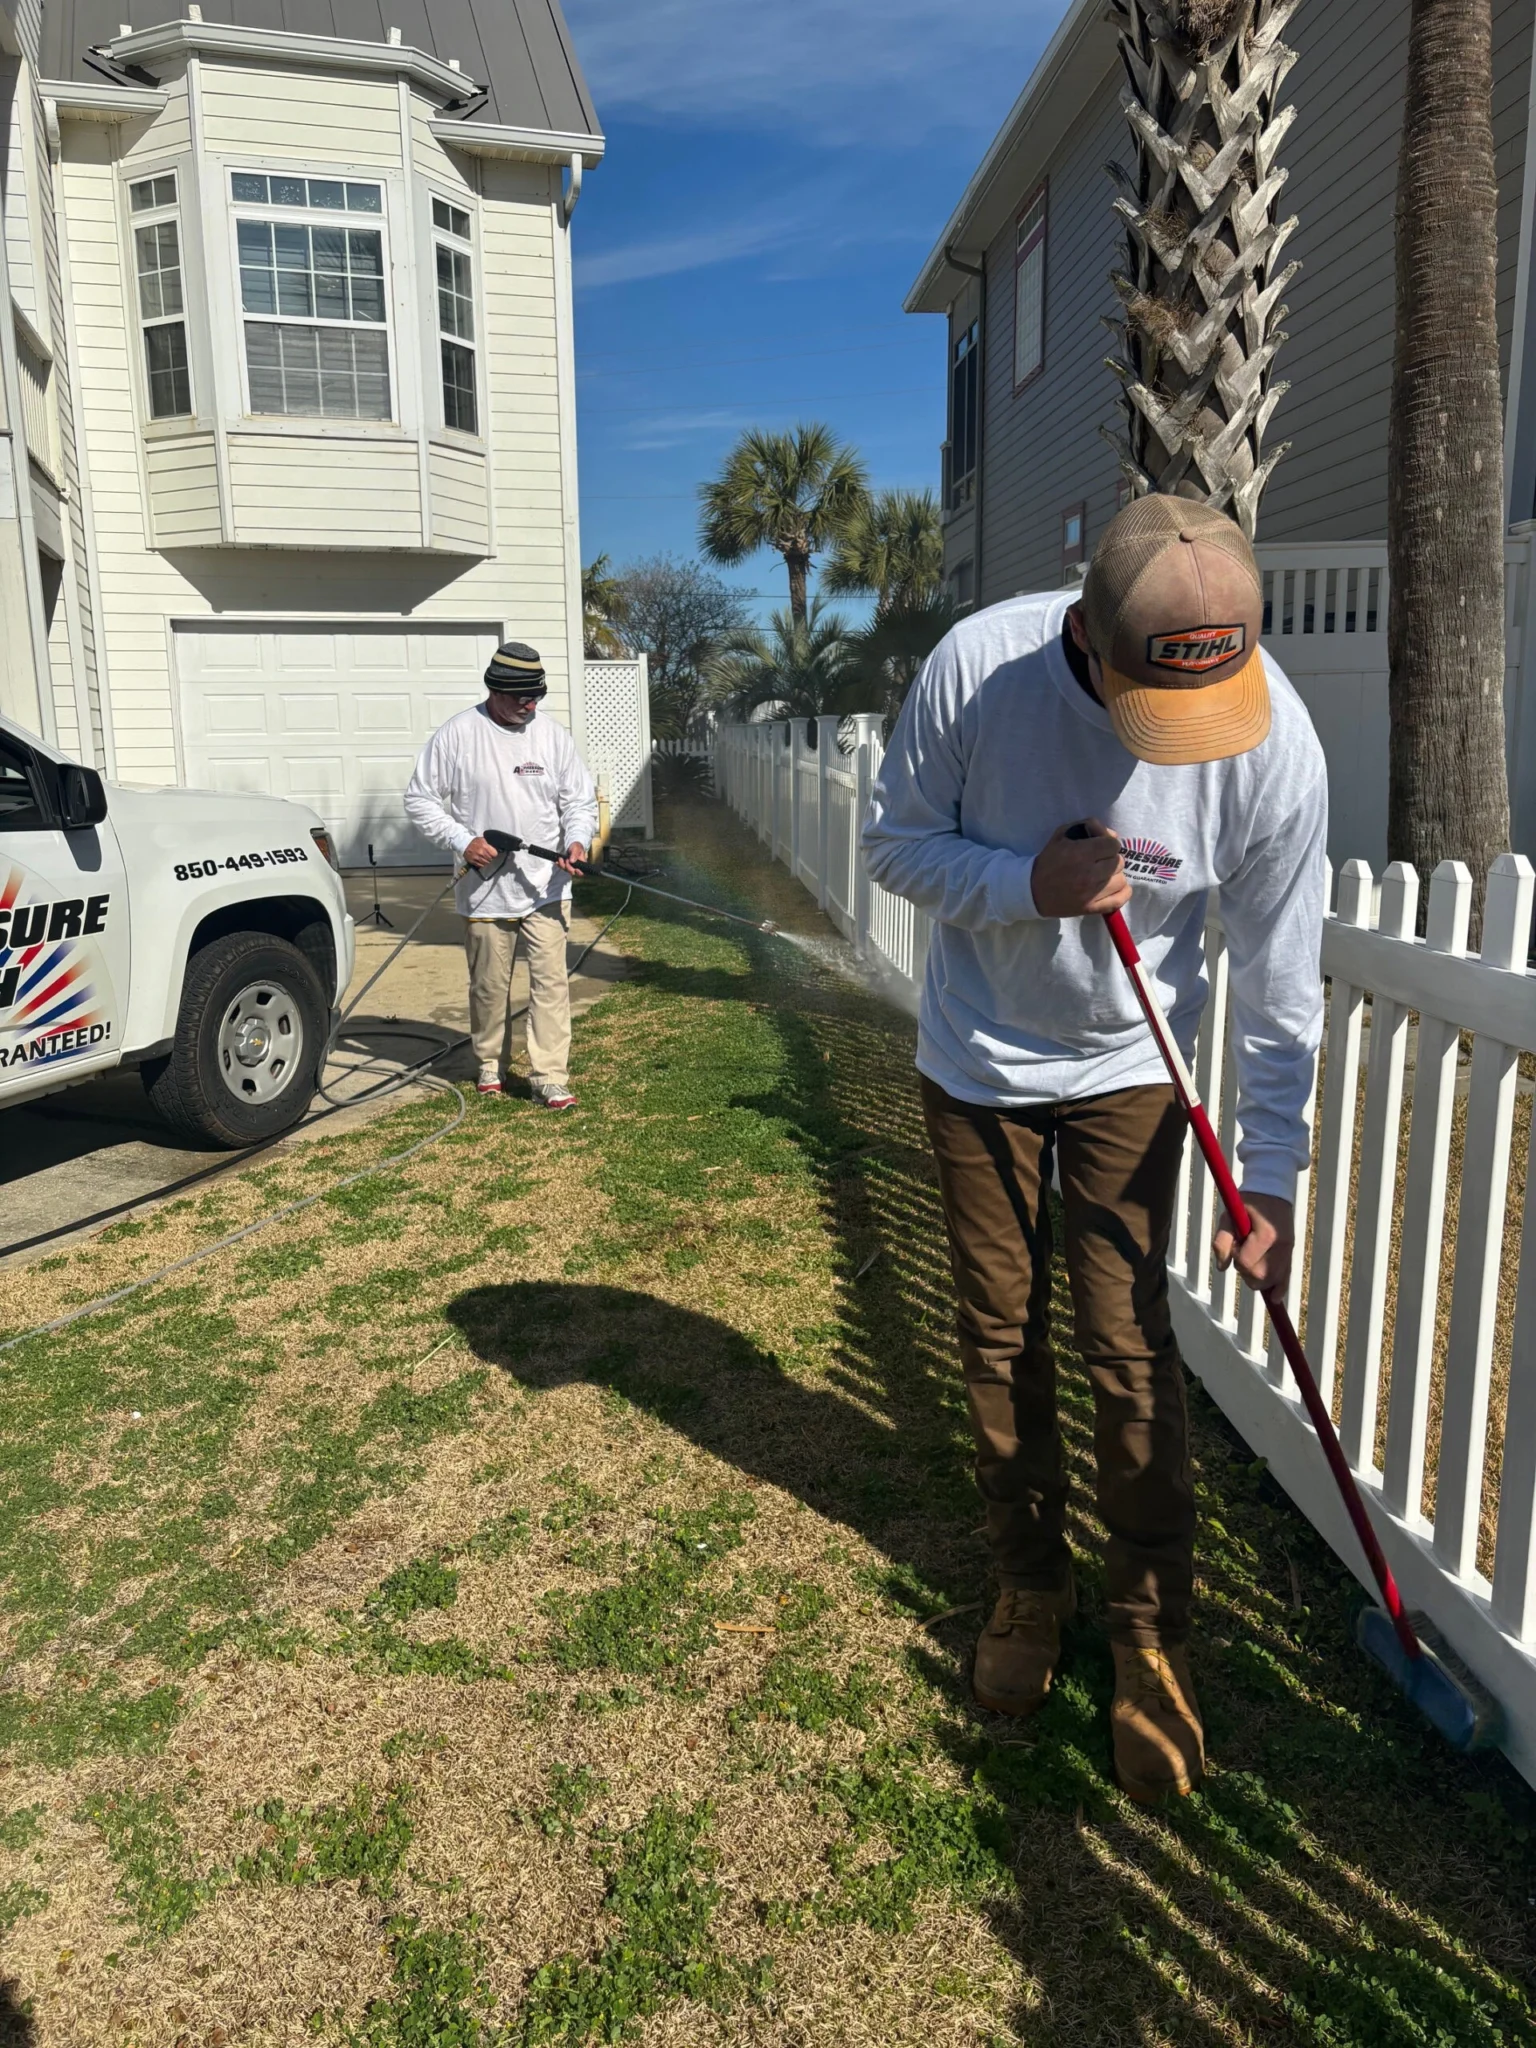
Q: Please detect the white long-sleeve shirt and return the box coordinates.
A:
[404,703,599,920]
[861,591,1327,1202]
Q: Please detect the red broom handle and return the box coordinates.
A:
[1102,907,1421,1661]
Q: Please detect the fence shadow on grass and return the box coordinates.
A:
[445,795,1536,2043]
[0,1981,36,2047]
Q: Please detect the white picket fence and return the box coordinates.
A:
[715,715,1536,1786]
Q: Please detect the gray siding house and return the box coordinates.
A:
[908,0,1536,863]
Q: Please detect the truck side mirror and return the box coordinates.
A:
[58,763,107,829]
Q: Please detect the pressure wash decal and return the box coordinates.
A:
[0,865,116,1070]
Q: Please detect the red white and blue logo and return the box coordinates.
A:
[0,866,114,1069]
[1121,837,1183,884]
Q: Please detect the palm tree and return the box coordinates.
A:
[845,589,956,725]
[698,424,869,628]
[703,599,857,722]
[1387,0,1510,896]
[822,488,944,615]
[581,554,629,659]
[1103,0,1302,537]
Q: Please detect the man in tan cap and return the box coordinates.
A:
[862,495,1326,1804]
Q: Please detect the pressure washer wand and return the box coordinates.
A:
[481,831,778,935]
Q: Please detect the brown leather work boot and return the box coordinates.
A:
[1111,1642,1205,1802]
[972,1581,1076,1716]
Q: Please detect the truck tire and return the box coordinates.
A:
[144,931,328,1148]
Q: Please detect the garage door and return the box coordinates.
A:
[175,624,499,866]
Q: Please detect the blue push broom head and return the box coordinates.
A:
[1356,1606,1505,1753]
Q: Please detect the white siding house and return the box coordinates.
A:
[0,1,607,863]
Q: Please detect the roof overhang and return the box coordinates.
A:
[905,0,1117,314]
[43,77,168,118]
[428,117,604,169]
[101,19,478,105]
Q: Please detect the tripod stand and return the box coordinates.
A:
[363,843,394,929]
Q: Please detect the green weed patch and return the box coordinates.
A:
[79,1786,222,1941]
[237,1781,414,1897]
[541,1493,754,1676]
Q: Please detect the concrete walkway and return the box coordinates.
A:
[0,870,628,1266]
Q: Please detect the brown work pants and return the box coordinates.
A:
[921,1076,1194,1646]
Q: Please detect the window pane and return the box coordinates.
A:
[306,178,345,210]
[246,321,318,415]
[271,175,307,208]
[347,231,386,323]
[311,227,350,319]
[346,183,382,213]
[436,243,473,341]
[432,197,452,232]
[231,172,268,203]
[441,340,476,434]
[145,321,191,419]
[1014,241,1043,385]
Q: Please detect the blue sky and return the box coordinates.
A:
[562,0,1068,621]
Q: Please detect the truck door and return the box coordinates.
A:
[0,729,130,1097]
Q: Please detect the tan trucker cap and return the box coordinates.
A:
[1079,495,1270,765]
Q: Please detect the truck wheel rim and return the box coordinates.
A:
[216,980,305,1105]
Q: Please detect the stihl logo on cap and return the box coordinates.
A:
[1146,624,1246,673]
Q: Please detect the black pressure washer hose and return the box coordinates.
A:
[482,831,780,934]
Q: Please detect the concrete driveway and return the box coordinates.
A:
[1,869,628,1266]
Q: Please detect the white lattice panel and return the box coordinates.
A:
[584,657,653,836]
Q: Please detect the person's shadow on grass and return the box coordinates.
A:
[0,1981,36,2046]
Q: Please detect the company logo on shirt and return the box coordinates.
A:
[1121,837,1183,884]
[512,763,547,777]
[1146,624,1245,673]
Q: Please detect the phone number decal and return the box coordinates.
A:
[173,846,311,881]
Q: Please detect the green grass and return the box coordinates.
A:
[531,1763,607,1840]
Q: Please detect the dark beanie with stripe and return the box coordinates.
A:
[484,642,547,696]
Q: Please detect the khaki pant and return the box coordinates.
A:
[921,1075,1194,1646]
[465,903,571,1086]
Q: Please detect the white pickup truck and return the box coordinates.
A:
[0,712,355,1148]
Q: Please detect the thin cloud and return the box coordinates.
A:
[575,206,801,291]
[565,0,1065,145]
[620,408,751,452]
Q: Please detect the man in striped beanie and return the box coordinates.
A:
[405,642,598,1109]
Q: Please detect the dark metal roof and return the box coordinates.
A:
[40,0,601,138]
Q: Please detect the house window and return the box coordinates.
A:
[432,196,478,436]
[232,172,391,420]
[1061,502,1087,582]
[948,556,975,611]
[1013,186,1047,390]
[130,173,191,420]
[948,318,979,510]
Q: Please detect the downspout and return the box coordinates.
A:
[0,69,57,742]
[553,152,587,753]
[946,243,985,609]
[561,150,582,226]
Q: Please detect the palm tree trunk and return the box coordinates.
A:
[785,547,811,629]
[1387,0,1509,893]
[1104,0,1300,538]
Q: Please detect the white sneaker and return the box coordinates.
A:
[477,1062,503,1095]
[534,1080,577,1111]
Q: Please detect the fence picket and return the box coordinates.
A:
[1304,859,1374,1409]
[1339,863,1419,1471]
[1265,1044,1319,1392]
[1186,926,1230,1308]
[1493,1167,1536,1638]
[1433,854,1535,1580]
[1382,862,1472,1521]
